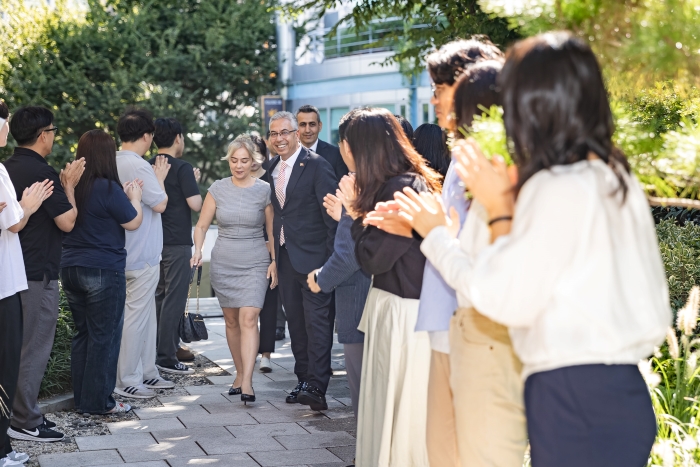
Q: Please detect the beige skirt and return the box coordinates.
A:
[356,287,431,467]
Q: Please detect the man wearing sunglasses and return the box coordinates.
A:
[4,106,85,443]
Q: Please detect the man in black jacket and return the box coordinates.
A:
[296,105,348,181]
[265,111,338,411]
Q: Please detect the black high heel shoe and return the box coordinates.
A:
[228,385,242,395]
[241,389,256,405]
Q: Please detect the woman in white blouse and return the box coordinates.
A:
[394,32,670,467]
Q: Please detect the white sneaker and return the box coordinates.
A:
[143,377,175,389]
[0,456,24,466]
[156,362,194,375]
[104,402,132,414]
[7,451,29,464]
[114,385,156,399]
[259,357,272,373]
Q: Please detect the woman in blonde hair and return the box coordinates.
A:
[191,134,277,403]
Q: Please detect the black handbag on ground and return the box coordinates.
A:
[179,265,209,343]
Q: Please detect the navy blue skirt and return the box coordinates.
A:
[525,364,656,467]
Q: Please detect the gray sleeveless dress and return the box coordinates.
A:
[209,177,271,308]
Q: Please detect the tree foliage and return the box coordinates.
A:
[0,0,278,186]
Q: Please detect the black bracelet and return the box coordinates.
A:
[488,215,513,226]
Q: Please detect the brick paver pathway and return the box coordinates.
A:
[39,318,356,467]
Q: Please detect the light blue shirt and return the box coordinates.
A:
[416,159,469,336]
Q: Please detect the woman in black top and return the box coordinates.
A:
[340,107,440,467]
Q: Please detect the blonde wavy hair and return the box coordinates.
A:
[222,134,265,165]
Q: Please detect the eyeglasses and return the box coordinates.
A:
[268,129,295,139]
[431,84,444,98]
[43,127,59,134]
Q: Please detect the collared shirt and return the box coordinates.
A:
[304,139,319,153]
[148,154,200,246]
[3,147,73,281]
[0,164,28,299]
[416,159,470,353]
[116,150,167,271]
[271,143,302,195]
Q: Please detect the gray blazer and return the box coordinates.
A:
[317,211,371,344]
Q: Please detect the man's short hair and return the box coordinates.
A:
[427,37,504,86]
[0,100,9,120]
[117,106,155,143]
[153,117,183,148]
[10,106,54,146]
[296,105,321,123]
[269,111,298,131]
[393,114,414,141]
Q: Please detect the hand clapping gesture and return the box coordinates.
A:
[323,193,342,222]
[152,155,171,183]
[123,179,143,202]
[391,188,460,239]
[60,158,86,189]
[363,200,413,238]
[20,179,54,215]
[193,167,202,183]
[337,174,359,220]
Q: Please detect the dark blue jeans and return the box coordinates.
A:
[61,267,126,414]
[525,364,657,467]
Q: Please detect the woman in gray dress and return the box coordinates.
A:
[191,134,277,403]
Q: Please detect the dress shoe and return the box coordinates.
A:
[176,346,195,362]
[285,381,307,404]
[229,385,242,396]
[260,356,272,373]
[275,327,285,341]
[297,385,328,411]
[241,389,256,405]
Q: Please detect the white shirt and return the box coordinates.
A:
[271,143,302,195]
[0,164,28,299]
[305,139,319,153]
[116,150,167,271]
[457,159,670,380]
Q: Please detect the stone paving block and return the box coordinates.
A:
[38,449,123,467]
[107,417,185,434]
[119,440,206,462]
[322,406,355,420]
[183,384,231,395]
[249,408,326,424]
[251,380,301,391]
[150,425,234,443]
[222,389,286,403]
[201,401,284,416]
[327,445,357,462]
[275,432,356,450]
[100,462,169,467]
[178,411,259,428]
[206,373,272,385]
[262,371,300,382]
[75,432,155,451]
[249,448,343,466]
[198,434,286,455]
[167,454,260,467]
[332,397,352,407]
[267,399,344,412]
[226,421,308,437]
[134,404,209,420]
[298,418,357,434]
[157,393,229,406]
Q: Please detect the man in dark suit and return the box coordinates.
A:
[296,105,349,181]
[265,111,338,411]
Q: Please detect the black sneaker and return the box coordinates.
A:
[43,415,57,429]
[275,327,285,341]
[286,381,307,404]
[156,362,194,375]
[297,385,328,411]
[7,423,64,442]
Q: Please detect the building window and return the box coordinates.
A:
[423,103,429,124]
[376,103,396,114]
[318,108,328,141]
[330,107,350,145]
[400,105,406,118]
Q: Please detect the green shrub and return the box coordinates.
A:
[656,220,700,312]
[39,286,74,399]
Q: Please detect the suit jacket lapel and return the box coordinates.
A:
[267,156,282,210]
[285,147,309,201]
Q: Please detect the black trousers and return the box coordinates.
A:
[155,245,192,367]
[0,293,23,457]
[525,364,656,467]
[258,281,278,354]
[277,246,333,392]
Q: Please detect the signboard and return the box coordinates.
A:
[260,95,285,135]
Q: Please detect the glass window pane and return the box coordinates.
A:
[423,103,429,124]
[375,103,395,114]
[318,108,328,141]
[400,105,406,117]
[330,107,350,145]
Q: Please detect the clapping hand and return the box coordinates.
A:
[123,179,143,202]
[193,167,201,183]
[453,138,514,219]
[392,187,460,239]
[153,155,171,182]
[363,200,413,238]
[337,174,359,219]
[323,193,342,222]
[60,158,86,189]
[20,179,54,215]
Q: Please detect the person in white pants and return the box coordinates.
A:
[114,107,173,399]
